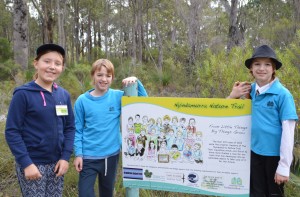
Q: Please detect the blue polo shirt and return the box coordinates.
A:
[250,79,298,156]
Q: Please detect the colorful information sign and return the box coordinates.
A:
[122,97,251,197]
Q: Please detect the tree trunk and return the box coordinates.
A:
[87,10,92,62]
[176,0,205,76]
[13,0,28,70]
[72,0,80,63]
[130,0,137,65]
[137,0,143,63]
[104,1,109,58]
[56,0,66,49]
[41,0,54,43]
[31,0,54,43]
[221,0,245,52]
[151,0,163,73]
[293,0,300,32]
[58,1,65,45]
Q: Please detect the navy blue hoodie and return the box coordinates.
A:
[5,81,75,169]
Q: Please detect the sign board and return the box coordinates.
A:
[122,97,251,197]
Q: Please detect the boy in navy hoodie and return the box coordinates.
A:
[5,43,75,197]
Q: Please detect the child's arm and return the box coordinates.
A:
[275,120,296,184]
[227,81,251,99]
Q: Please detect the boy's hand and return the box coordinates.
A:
[73,157,83,173]
[54,160,69,177]
[274,173,289,185]
[227,81,251,99]
[122,76,137,87]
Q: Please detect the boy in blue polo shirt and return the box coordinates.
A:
[228,45,298,197]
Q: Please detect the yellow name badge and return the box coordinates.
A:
[56,105,68,116]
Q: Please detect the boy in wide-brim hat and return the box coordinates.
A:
[228,44,298,196]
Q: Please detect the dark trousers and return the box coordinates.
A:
[250,151,284,197]
[78,154,119,197]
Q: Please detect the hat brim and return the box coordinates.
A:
[36,44,65,57]
[245,57,282,70]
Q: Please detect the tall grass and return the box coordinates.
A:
[1,121,300,197]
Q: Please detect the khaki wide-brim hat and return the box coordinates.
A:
[245,45,282,70]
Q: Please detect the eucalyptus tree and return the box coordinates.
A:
[220,0,246,52]
[70,0,80,63]
[31,0,55,43]
[241,0,294,48]
[56,0,67,48]
[13,0,28,70]
[291,0,300,32]
[146,0,181,72]
[175,0,209,76]
[0,1,13,41]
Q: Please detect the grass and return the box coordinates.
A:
[1,120,300,197]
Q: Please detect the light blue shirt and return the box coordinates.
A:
[74,80,148,158]
[250,79,298,156]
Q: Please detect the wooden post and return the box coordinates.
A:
[123,82,139,197]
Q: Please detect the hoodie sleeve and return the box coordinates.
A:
[137,79,148,97]
[5,90,33,169]
[60,91,75,161]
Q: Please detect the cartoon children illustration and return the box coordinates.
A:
[185,130,195,148]
[147,118,156,134]
[195,131,203,145]
[134,114,142,134]
[166,128,176,150]
[157,130,167,151]
[187,118,196,134]
[146,140,156,161]
[169,144,181,162]
[125,138,136,158]
[179,117,187,138]
[183,144,193,162]
[127,116,135,133]
[135,140,145,160]
[147,127,157,146]
[155,117,163,135]
[141,115,149,131]
[124,126,136,148]
[157,140,168,154]
[136,129,147,148]
[174,129,185,151]
[171,116,179,133]
[193,143,203,164]
[163,115,171,132]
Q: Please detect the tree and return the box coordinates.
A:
[56,0,66,49]
[13,0,28,70]
[31,0,55,43]
[176,0,208,75]
[0,1,13,41]
[220,0,245,51]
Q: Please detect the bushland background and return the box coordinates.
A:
[1,0,300,196]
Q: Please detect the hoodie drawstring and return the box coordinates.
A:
[40,91,46,106]
[105,158,107,176]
